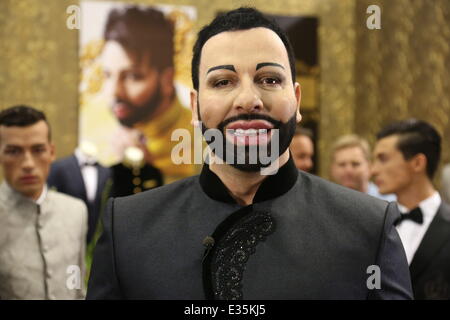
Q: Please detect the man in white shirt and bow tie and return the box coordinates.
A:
[372,118,450,299]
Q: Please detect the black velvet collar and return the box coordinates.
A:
[199,156,299,204]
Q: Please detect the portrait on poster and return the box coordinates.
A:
[79,1,196,181]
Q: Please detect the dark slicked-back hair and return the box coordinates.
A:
[191,7,296,90]
[294,126,314,140]
[376,119,441,179]
[0,105,51,141]
[104,6,174,71]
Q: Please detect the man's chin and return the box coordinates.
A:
[340,182,358,190]
[112,105,149,128]
[16,185,42,199]
[229,162,271,172]
[378,187,393,195]
[208,143,281,173]
[117,117,138,128]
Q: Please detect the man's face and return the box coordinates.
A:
[191,27,301,171]
[0,121,55,200]
[330,146,370,192]
[372,135,414,195]
[290,134,314,172]
[101,41,164,127]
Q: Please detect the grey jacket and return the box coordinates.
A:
[87,158,413,299]
[0,182,87,299]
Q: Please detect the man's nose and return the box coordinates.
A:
[113,78,126,100]
[232,80,263,113]
[306,158,313,169]
[344,168,353,175]
[370,163,378,177]
[104,75,126,100]
[22,151,35,171]
[344,165,354,174]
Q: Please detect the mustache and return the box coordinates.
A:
[217,114,283,132]
[114,99,131,108]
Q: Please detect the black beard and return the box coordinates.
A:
[198,103,297,172]
[113,82,162,128]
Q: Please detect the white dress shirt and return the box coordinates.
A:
[35,184,47,205]
[74,148,98,203]
[396,192,441,265]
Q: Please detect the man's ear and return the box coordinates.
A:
[190,89,199,127]
[294,82,302,123]
[160,67,175,97]
[49,143,56,162]
[410,153,427,175]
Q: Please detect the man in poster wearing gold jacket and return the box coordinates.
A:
[100,5,196,183]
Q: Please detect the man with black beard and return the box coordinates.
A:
[200,112,297,173]
[101,6,195,183]
[87,8,412,299]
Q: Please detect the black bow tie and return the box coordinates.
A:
[80,161,98,167]
[395,207,424,226]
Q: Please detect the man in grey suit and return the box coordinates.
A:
[373,119,450,299]
[0,105,87,299]
[87,7,412,300]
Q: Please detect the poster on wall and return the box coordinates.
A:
[79,1,197,183]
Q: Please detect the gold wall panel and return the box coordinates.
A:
[0,0,79,158]
[355,0,450,186]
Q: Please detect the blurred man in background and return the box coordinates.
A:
[101,6,195,183]
[373,119,450,299]
[330,134,395,201]
[47,141,110,244]
[0,105,87,299]
[289,126,314,172]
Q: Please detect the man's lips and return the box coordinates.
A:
[113,103,131,119]
[225,120,274,146]
[226,120,274,130]
[19,175,39,184]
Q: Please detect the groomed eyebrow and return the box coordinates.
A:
[207,65,236,74]
[4,143,46,149]
[256,62,285,70]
